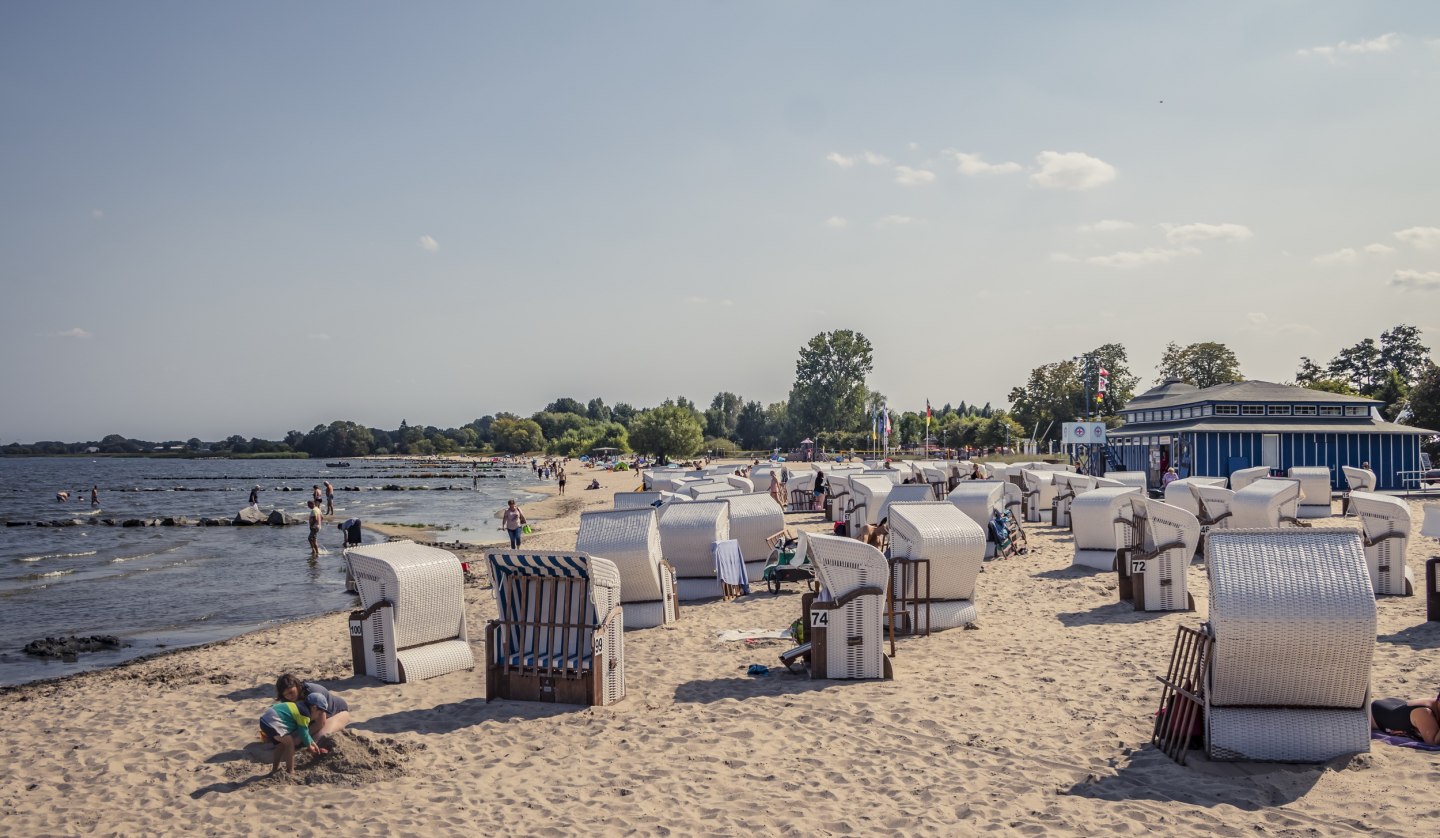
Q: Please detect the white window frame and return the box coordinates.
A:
[1294,405,1317,416]
[1319,406,1342,416]
[1214,405,1238,416]
[1241,405,1265,416]
[1345,406,1367,416]
[1268,405,1291,415]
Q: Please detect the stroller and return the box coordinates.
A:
[989,508,1028,558]
[761,530,815,594]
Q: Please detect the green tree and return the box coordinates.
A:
[586,398,612,423]
[491,417,545,453]
[1404,361,1440,450]
[1157,342,1244,389]
[628,405,703,463]
[788,330,874,435]
[735,400,770,450]
[977,414,1025,448]
[1379,325,1431,388]
[1327,339,1383,394]
[531,411,589,441]
[1008,359,1081,442]
[545,397,586,416]
[704,392,744,442]
[610,402,637,428]
[1371,369,1409,421]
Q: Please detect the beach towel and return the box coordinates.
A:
[1370,730,1440,751]
[713,539,750,596]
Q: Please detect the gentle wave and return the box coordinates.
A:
[109,545,182,564]
[19,550,99,563]
[24,569,76,579]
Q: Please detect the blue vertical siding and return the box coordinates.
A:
[1113,431,1422,491]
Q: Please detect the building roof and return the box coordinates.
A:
[1109,417,1434,438]
[1121,379,1380,412]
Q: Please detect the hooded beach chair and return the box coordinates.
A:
[1051,472,1097,529]
[1189,484,1235,530]
[575,508,678,628]
[1019,469,1057,524]
[343,540,474,683]
[1163,477,1227,518]
[1228,465,1271,492]
[1287,466,1335,519]
[847,475,895,537]
[725,493,786,582]
[484,551,625,706]
[657,499,731,600]
[1116,498,1197,612]
[1229,478,1303,529]
[886,502,984,632]
[1200,529,1375,761]
[615,491,665,510]
[948,481,1007,558]
[1348,491,1415,596]
[1069,486,1142,570]
[1103,471,1148,493]
[882,483,938,520]
[726,475,755,493]
[1340,466,1375,515]
[780,532,893,680]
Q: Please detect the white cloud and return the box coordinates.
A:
[1161,222,1253,243]
[1247,312,1268,325]
[1297,33,1400,60]
[862,150,891,166]
[54,327,91,339]
[1030,151,1117,190]
[875,215,918,228]
[1312,248,1358,266]
[824,216,848,228]
[1077,219,1135,233]
[418,235,439,252]
[308,333,331,341]
[1390,270,1440,292]
[1394,226,1440,249]
[893,165,936,186]
[946,151,1022,176]
[825,152,856,169]
[1086,247,1195,269]
[1363,243,1395,255]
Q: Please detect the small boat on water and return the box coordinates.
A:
[325,462,351,468]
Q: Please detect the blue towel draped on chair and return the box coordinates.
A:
[713,539,749,596]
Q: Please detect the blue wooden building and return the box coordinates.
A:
[1106,379,1435,491]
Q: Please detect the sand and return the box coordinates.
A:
[1,474,1438,836]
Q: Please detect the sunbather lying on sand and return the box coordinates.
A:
[1371,691,1440,745]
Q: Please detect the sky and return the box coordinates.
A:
[2,2,1439,443]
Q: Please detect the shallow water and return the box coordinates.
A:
[0,457,547,686]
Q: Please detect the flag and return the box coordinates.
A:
[1098,368,1109,376]
[926,399,932,420]
[884,406,891,435]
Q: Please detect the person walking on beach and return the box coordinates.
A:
[769,472,788,510]
[557,469,567,495]
[323,481,335,516]
[306,501,321,557]
[250,484,260,507]
[502,499,526,549]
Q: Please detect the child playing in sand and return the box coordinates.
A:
[258,674,327,773]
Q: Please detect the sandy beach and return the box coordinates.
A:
[2,471,1437,837]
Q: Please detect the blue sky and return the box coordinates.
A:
[2,2,1438,442]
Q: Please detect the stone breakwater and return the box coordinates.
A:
[5,509,306,528]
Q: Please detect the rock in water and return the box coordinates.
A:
[267,510,302,526]
[235,506,268,525]
[23,635,123,659]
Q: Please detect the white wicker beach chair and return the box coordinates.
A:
[1203,528,1376,761]
[1287,467,1335,518]
[1121,498,1197,611]
[882,484,937,519]
[1229,478,1303,529]
[657,499,731,600]
[921,465,951,498]
[1020,469,1057,524]
[1190,484,1237,539]
[726,475,755,493]
[1228,465,1271,492]
[1340,466,1376,515]
[750,467,780,495]
[576,508,678,628]
[687,483,741,500]
[948,481,1010,558]
[1347,491,1414,596]
[1104,471,1148,493]
[804,532,893,680]
[615,491,665,510]
[1093,477,1126,488]
[344,540,474,684]
[484,552,625,706]
[847,475,895,535]
[1051,472,1097,528]
[1069,486,1142,570]
[887,501,984,631]
[1163,477,1227,518]
[724,493,786,582]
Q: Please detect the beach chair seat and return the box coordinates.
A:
[887,501,984,632]
[846,475,895,538]
[343,540,474,684]
[1163,477,1227,518]
[1069,486,1142,570]
[1116,498,1197,612]
[947,481,1008,558]
[1200,528,1376,762]
[1340,466,1375,515]
[781,533,893,680]
[484,552,625,706]
[1020,469,1057,524]
[713,539,750,600]
[1348,491,1414,596]
[576,508,679,629]
[1287,467,1335,518]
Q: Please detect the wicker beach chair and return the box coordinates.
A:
[1340,466,1376,515]
[886,501,984,632]
[726,475,755,493]
[687,482,741,501]
[575,508,678,628]
[725,493,786,582]
[1020,469,1057,524]
[1051,472,1097,529]
[1201,528,1375,761]
[1163,477,1227,518]
[1104,471,1149,493]
[847,475,895,536]
[921,465,951,499]
[947,481,1010,558]
[1229,478,1303,529]
[1228,465,1271,492]
[881,483,937,521]
[1069,486,1142,570]
[615,491,665,510]
[1190,484,1236,530]
[344,540,474,684]
[1118,498,1197,612]
[1287,467,1335,519]
[484,552,625,706]
[784,532,893,680]
[1347,491,1415,596]
[658,499,731,600]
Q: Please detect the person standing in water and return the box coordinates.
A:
[306,501,322,558]
[323,481,335,516]
[90,486,99,506]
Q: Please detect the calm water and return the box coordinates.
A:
[0,457,547,686]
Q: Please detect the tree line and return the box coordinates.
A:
[7,327,1436,460]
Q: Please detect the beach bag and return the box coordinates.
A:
[521,524,533,535]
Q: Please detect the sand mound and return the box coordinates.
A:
[256,730,423,788]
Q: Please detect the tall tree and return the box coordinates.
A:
[1157,342,1244,389]
[1326,339,1383,395]
[491,417,545,453]
[628,405,703,463]
[1008,359,1081,442]
[544,397,586,416]
[704,392,744,442]
[1404,361,1440,445]
[586,398,611,423]
[735,400,769,450]
[1086,343,1139,418]
[788,330,874,435]
[1379,325,1431,388]
[1294,356,1357,395]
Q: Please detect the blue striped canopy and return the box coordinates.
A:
[486,552,600,669]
